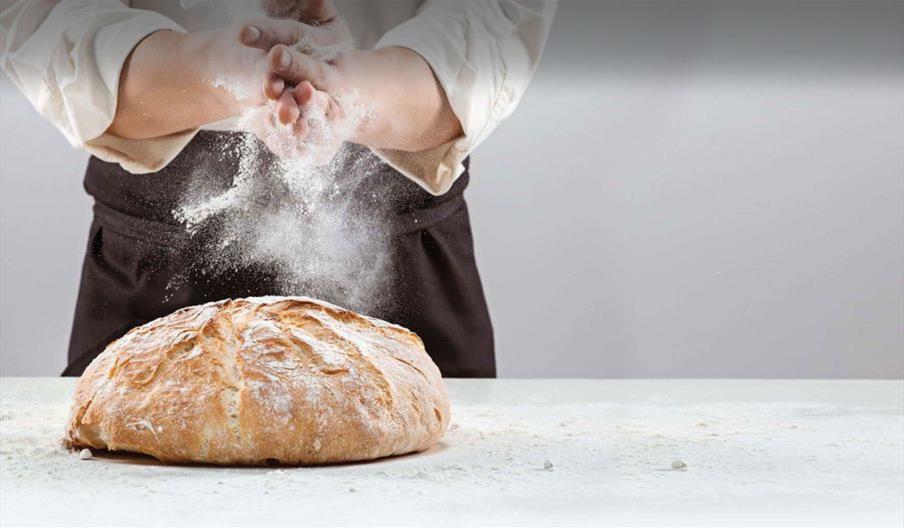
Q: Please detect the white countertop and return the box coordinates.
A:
[1,378,902,526]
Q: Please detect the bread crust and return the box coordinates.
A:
[65,296,451,465]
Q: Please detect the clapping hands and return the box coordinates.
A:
[108,0,458,162]
[239,0,358,164]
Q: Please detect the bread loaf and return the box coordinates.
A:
[65,297,451,465]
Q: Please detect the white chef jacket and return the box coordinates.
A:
[0,0,555,195]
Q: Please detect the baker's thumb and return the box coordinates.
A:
[239,19,312,50]
[268,44,337,90]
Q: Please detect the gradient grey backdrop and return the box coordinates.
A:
[2,0,902,377]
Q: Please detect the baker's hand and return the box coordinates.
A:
[238,2,356,162]
[239,78,347,163]
[107,23,278,140]
[236,37,351,162]
[258,0,352,49]
[241,0,351,105]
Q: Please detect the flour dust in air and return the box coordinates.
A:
[172,111,396,316]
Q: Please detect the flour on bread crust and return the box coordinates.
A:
[65,296,450,465]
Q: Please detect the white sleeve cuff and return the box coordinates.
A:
[79,11,197,174]
[35,8,185,148]
[85,129,199,174]
[374,9,504,195]
[43,7,190,173]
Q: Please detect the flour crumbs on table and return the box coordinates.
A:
[2,380,903,525]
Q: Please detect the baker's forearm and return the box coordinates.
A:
[106,30,246,140]
[339,47,462,152]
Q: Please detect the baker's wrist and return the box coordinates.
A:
[182,30,244,115]
[335,48,390,147]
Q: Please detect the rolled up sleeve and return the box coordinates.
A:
[1,0,191,173]
[375,0,556,195]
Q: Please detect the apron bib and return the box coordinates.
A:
[64,132,495,378]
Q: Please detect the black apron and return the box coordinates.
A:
[63,132,495,378]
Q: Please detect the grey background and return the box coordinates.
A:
[2,1,902,377]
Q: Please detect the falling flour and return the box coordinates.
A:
[172,82,393,315]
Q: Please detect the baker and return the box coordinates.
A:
[0,0,555,378]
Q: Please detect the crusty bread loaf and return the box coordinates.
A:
[65,296,451,465]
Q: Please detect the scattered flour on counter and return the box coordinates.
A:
[4,380,902,525]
